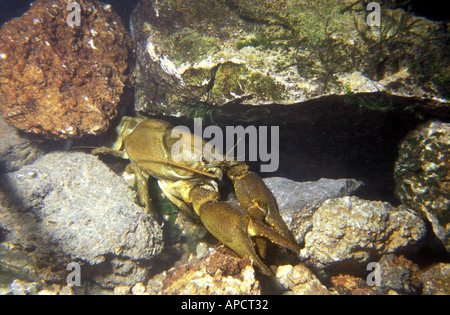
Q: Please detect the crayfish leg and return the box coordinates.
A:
[127,163,153,215]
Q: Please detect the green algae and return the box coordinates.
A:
[165,29,220,66]
[134,0,448,116]
[394,121,450,250]
[209,62,285,104]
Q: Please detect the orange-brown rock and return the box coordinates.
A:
[146,247,261,295]
[0,0,131,139]
[330,274,382,295]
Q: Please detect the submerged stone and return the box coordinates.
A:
[300,196,426,270]
[0,152,163,286]
[147,247,261,295]
[131,0,448,118]
[420,263,450,295]
[263,177,363,244]
[395,121,450,252]
[0,0,132,139]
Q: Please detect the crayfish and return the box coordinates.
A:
[93,116,299,275]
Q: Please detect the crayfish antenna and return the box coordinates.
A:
[122,151,221,179]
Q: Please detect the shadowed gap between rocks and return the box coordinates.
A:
[157,93,450,205]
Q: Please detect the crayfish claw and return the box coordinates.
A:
[195,198,271,275]
[228,165,297,244]
[193,186,298,275]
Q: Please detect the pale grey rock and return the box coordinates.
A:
[263,177,363,243]
[300,196,426,269]
[0,151,163,286]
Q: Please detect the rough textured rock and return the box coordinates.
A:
[394,120,450,252]
[376,254,421,294]
[147,247,261,295]
[0,0,131,139]
[300,196,426,270]
[420,263,450,295]
[0,152,163,286]
[244,97,444,206]
[130,0,448,208]
[0,241,40,292]
[276,263,330,295]
[0,116,44,173]
[263,177,363,243]
[330,274,381,295]
[131,0,448,118]
[4,278,108,295]
[168,177,363,259]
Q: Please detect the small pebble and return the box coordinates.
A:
[132,282,147,295]
[10,280,28,295]
[114,285,131,295]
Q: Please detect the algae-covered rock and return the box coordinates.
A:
[131,0,448,118]
[394,121,450,252]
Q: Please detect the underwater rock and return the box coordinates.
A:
[300,196,426,270]
[376,254,421,295]
[131,0,448,118]
[0,152,163,286]
[394,120,450,252]
[0,116,44,173]
[276,263,330,295]
[9,280,28,295]
[0,241,40,293]
[263,177,363,244]
[330,274,381,295]
[147,247,261,295]
[0,0,131,139]
[131,282,147,295]
[420,263,450,295]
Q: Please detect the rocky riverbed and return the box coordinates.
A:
[0,0,449,295]
[1,117,449,295]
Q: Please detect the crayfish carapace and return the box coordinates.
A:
[93,116,299,275]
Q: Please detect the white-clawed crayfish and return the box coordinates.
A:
[93,116,299,275]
